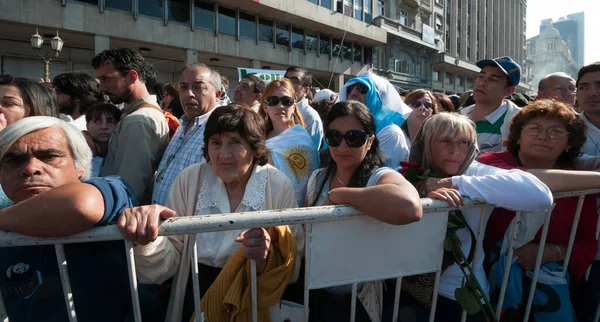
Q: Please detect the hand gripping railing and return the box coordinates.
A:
[0,190,598,322]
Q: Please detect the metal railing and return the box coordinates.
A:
[0,190,599,322]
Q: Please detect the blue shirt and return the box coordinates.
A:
[0,176,144,322]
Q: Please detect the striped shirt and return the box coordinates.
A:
[460,100,521,154]
[151,109,216,205]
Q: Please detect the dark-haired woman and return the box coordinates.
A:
[306,100,422,321]
[401,89,439,148]
[480,100,600,321]
[118,104,303,321]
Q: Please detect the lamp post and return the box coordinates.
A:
[30,28,64,83]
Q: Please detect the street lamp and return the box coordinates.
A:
[30,28,64,83]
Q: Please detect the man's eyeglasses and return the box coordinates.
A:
[550,85,576,94]
[325,129,373,148]
[522,124,569,140]
[409,101,432,109]
[265,96,295,107]
[284,76,303,86]
[347,83,369,95]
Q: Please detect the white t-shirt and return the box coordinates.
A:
[377,124,410,168]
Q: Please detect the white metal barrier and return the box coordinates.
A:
[0,190,599,322]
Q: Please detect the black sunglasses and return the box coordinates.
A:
[265,96,295,107]
[325,129,372,148]
[347,83,369,95]
[409,101,432,109]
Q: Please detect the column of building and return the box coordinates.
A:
[478,0,487,61]
[469,0,478,62]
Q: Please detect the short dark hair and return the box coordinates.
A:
[243,74,265,94]
[203,104,269,166]
[52,73,105,114]
[505,99,586,168]
[167,95,184,119]
[91,48,156,86]
[432,92,456,112]
[86,103,122,124]
[576,62,600,88]
[0,75,59,118]
[285,66,312,88]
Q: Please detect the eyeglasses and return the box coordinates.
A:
[522,124,569,140]
[265,96,295,107]
[409,101,433,109]
[284,76,303,86]
[325,129,373,148]
[347,83,369,95]
[550,85,576,94]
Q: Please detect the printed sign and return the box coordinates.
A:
[237,67,286,84]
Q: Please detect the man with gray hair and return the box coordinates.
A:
[537,72,577,107]
[0,116,150,321]
[151,63,223,206]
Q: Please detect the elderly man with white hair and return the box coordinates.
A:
[0,116,151,322]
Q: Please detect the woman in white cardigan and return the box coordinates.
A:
[118,105,303,322]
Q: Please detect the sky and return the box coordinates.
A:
[526,0,599,65]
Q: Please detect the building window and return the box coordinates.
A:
[343,42,353,60]
[75,0,98,6]
[276,23,290,47]
[194,0,215,31]
[139,0,164,18]
[354,45,362,62]
[435,0,444,5]
[399,10,408,26]
[218,6,236,36]
[354,0,363,21]
[321,0,333,9]
[458,76,465,86]
[105,0,132,12]
[168,0,190,24]
[308,0,317,3]
[377,0,384,16]
[332,38,342,58]
[466,77,474,88]
[239,12,256,40]
[435,15,443,31]
[446,73,454,84]
[320,35,331,55]
[307,32,318,53]
[259,18,273,42]
[432,70,440,82]
[292,27,304,50]
[365,0,373,23]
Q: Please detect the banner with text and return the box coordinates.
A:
[237,67,286,84]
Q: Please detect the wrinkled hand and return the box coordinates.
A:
[118,205,176,245]
[514,243,541,271]
[427,187,464,208]
[235,228,271,274]
[416,178,453,197]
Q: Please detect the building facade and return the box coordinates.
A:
[0,0,387,94]
[539,12,585,68]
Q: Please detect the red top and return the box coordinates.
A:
[479,151,598,280]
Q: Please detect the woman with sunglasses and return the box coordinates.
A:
[402,89,439,148]
[259,78,320,206]
[479,100,600,321]
[306,100,422,321]
[338,72,413,169]
[396,112,553,322]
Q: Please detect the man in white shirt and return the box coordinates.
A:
[151,63,223,206]
[460,56,522,154]
[536,72,577,107]
[233,74,264,112]
[284,66,324,150]
[52,73,105,131]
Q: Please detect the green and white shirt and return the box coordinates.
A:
[460,100,521,154]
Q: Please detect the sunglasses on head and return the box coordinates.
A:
[325,129,372,148]
[347,83,369,95]
[409,101,432,109]
[265,96,295,107]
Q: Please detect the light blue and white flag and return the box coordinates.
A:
[267,125,320,206]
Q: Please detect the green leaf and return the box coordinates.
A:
[455,287,483,316]
[444,237,455,251]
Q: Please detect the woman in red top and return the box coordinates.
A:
[479,99,600,320]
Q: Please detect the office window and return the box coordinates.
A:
[292,28,304,50]
[259,18,273,43]
[435,15,443,31]
[276,23,290,47]
[105,0,132,12]
[399,10,408,26]
[308,0,317,3]
[320,35,331,55]
[168,0,190,24]
[446,73,454,84]
[332,38,342,58]
[239,12,256,40]
[139,0,163,18]
[432,70,440,81]
[321,0,332,9]
[307,32,318,53]
[377,0,384,16]
[354,0,363,21]
[218,6,236,36]
[194,0,215,30]
[365,0,373,23]
[466,77,474,88]
[343,42,353,60]
[458,76,465,86]
[354,45,362,62]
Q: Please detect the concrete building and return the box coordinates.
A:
[539,12,585,68]
[525,24,579,92]
[0,0,387,94]
[370,0,531,95]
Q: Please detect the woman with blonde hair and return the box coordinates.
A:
[259,78,320,206]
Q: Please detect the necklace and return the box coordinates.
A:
[335,174,347,186]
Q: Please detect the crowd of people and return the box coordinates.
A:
[0,47,598,322]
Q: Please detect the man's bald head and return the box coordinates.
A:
[537,72,576,106]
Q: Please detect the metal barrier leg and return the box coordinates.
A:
[350,283,358,322]
[496,212,522,319]
[54,244,77,322]
[392,277,402,322]
[562,195,586,275]
[428,270,442,322]
[303,224,311,322]
[250,260,258,322]
[524,205,555,321]
[595,298,600,322]
[124,241,142,322]
[189,235,203,322]
[0,289,8,322]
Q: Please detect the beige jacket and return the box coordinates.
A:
[100,95,169,202]
[133,162,302,322]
